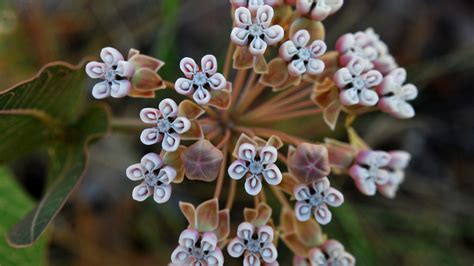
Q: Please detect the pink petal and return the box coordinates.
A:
[208,73,227,91]
[296,1,312,16]
[85,61,106,79]
[179,228,199,248]
[238,143,257,161]
[259,146,278,164]
[256,5,274,27]
[249,37,268,56]
[227,238,246,258]
[126,163,145,181]
[324,187,344,207]
[308,248,326,265]
[132,183,152,201]
[153,184,172,203]
[401,84,418,101]
[263,25,284,45]
[172,117,191,134]
[335,33,355,54]
[139,108,161,124]
[100,47,124,66]
[244,253,261,266]
[231,27,250,46]
[306,58,325,75]
[201,54,218,75]
[158,165,177,184]
[333,67,353,89]
[237,222,255,241]
[362,70,383,87]
[339,88,360,106]
[193,87,211,105]
[159,98,178,119]
[110,80,131,98]
[171,245,191,264]
[292,29,310,47]
[260,243,278,263]
[91,81,110,99]
[234,7,253,27]
[179,57,198,78]
[140,128,161,145]
[175,78,194,95]
[205,248,224,266]
[314,204,332,225]
[358,89,379,106]
[310,2,331,21]
[388,151,411,170]
[348,164,369,181]
[245,176,263,195]
[162,132,180,152]
[201,232,218,251]
[309,40,327,57]
[347,57,365,76]
[257,225,274,243]
[279,41,298,61]
[262,164,282,186]
[295,201,312,222]
[115,60,135,77]
[354,178,377,196]
[288,60,307,76]
[313,177,330,194]
[293,184,311,201]
[228,159,249,180]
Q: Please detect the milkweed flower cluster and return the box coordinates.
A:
[85,0,418,264]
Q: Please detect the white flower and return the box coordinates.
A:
[171,229,224,266]
[231,5,284,56]
[125,153,176,203]
[378,151,411,199]
[296,0,344,21]
[175,55,227,105]
[333,57,383,106]
[85,47,135,99]
[280,29,327,76]
[363,28,398,74]
[293,177,344,225]
[140,98,191,152]
[336,31,377,70]
[228,143,283,195]
[308,240,356,266]
[377,68,418,119]
[227,222,278,265]
[230,0,283,12]
[349,150,391,196]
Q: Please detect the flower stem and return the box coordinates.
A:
[110,118,144,134]
[270,186,291,210]
[214,143,229,199]
[223,41,235,78]
[225,179,237,210]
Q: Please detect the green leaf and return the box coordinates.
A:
[6,105,109,247]
[0,62,86,163]
[0,168,47,265]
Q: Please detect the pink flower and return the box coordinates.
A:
[280,29,327,76]
[171,229,224,265]
[349,150,391,196]
[333,57,383,106]
[228,143,282,195]
[231,5,284,56]
[377,68,418,119]
[378,151,411,199]
[227,222,278,265]
[336,32,377,70]
[139,98,191,152]
[363,28,398,74]
[125,153,176,203]
[296,0,344,21]
[175,55,227,105]
[293,177,344,225]
[85,47,135,99]
[308,240,355,266]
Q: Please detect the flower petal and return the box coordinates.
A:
[172,117,191,134]
[115,60,135,77]
[256,5,274,27]
[294,184,311,201]
[262,164,282,185]
[179,228,199,248]
[314,205,332,225]
[295,202,312,222]
[162,132,180,152]
[132,183,152,201]
[347,57,366,76]
[159,98,179,118]
[259,146,278,164]
[175,77,194,95]
[139,107,161,124]
[171,245,191,264]
[308,248,327,265]
[208,73,227,91]
[91,81,110,99]
[237,222,255,241]
[238,143,257,161]
[333,67,353,89]
[193,87,212,105]
[179,57,198,78]
[260,243,278,263]
[263,25,284,45]
[339,87,360,106]
[292,29,310,47]
[310,2,331,21]
[110,80,131,98]
[153,183,172,203]
[126,163,146,181]
[362,70,383,87]
[141,152,164,171]
[140,128,161,145]
[354,178,377,196]
[309,40,327,57]
[158,165,177,184]
[205,249,224,266]
[388,151,411,170]
[249,37,268,56]
[85,61,106,79]
[227,238,246,258]
[401,84,418,101]
[201,54,218,75]
[335,33,355,54]
[356,150,391,167]
[228,159,249,180]
[279,40,298,61]
[358,88,379,106]
[306,58,325,75]
[288,59,307,76]
[201,232,218,252]
[234,7,253,27]
[324,187,344,207]
[257,225,274,243]
[244,253,261,266]
[231,27,250,46]
[100,47,124,66]
[245,176,263,195]
[313,177,330,194]
[348,164,369,181]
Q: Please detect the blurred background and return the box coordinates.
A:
[1,0,473,265]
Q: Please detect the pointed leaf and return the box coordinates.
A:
[347,127,370,151]
[252,203,272,227]
[324,138,357,170]
[216,209,230,241]
[233,47,253,69]
[178,100,205,119]
[281,232,309,257]
[266,135,283,150]
[179,201,196,229]
[131,68,166,93]
[277,173,298,196]
[195,198,219,232]
[163,146,186,183]
[128,52,164,72]
[260,58,288,88]
[253,54,268,74]
[295,219,326,248]
[208,85,232,110]
[182,140,224,182]
[280,207,296,234]
[323,100,342,130]
[180,120,204,140]
[244,208,258,223]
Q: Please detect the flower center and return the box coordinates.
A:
[190,247,206,261]
[246,239,261,253]
[297,48,312,61]
[156,119,172,133]
[104,67,116,82]
[249,161,264,175]
[352,77,365,90]
[309,194,323,206]
[248,24,264,37]
[144,172,159,187]
[193,72,208,87]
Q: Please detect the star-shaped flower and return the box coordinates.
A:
[308,240,356,266]
[280,29,327,77]
[171,229,224,266]
[140,98,191,152]
[349,150,391,196]
[227,222,278,265]
[175,55,227,105]
[296,0,344,21]
[377,68,418,119]
[294,177,344,225]
[231,5,284,56]
[378,151,411,198]
[85,47,135,99]
[228,143,282,195]
[125,153,176,203]
[333,57,383,106]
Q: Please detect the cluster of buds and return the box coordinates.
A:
[85,0,417,264]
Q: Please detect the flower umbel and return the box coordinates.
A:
[349,150,391,196]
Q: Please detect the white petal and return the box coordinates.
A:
[333,67,353,89]
[314,205,332,225]
[132,183,152,201]
[349,164,369,181]
[115,60,135,77]
[141,152,164,171]
[205,248,224,266]
[231,27,250,46]
[339,87,360,106]
[347,57,365,76]
[296,1,312,16]
[171,117,191,134]
[100,47,124,66]
[179,228,200,248]
[171,246,191,264]
[309,40,327,57]
[153,184,172,203]
[179,57,198,78]
[125,163,145,181]
[244,253,261,266]
[362,70,383,87]
[292,29,310,47]
[259,146,278,164]
[193,87,211,105]
[356,150,390,166]
[401,84,418,101]
[310,2,331,21]
[308,248,327,265]
[327,0,344,13]
[140,128,162,145]
[175,77,194,95]
[228,159,249,180]
[262,164,282,185]
[201,54,218,75]
[260,243,278,263]
[249,37,268,56]
[306,58,325,75]
[288,59,307,76]
[139,108,161,124]
[85,61,106,79]
[279,41,298,61]
[159,98,179,118]
[234,7,253,27]
[238,143,257,161]
[313,177,330,194]
[358,89,379,106]
[335,33,355,54]
[324,187,344,207]
[263,25,284,45]
[256,5,274,27]
[162,132,180,152]
[257,225,274,243]
[245,176,263,195]
[354,179,377,196]
[91,81,110,99]
[295,202,312,222]
[388,151,411,170]
[237,222,255,241]
[201,232,218,252]
[208,73,227,91]
[158,165,177,184]
[110,80,131,98]
[294,184,311,201]
[227,238,246,258]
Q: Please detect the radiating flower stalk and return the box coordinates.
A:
[85,1,418,265]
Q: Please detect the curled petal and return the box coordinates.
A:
[356,150,391,167]
[259,146,278,164]
[324,187,344,207]
[171,245,191,264]
[375,169,390,185]
[85,61,106,79]
[100,47,124,66]
[292,29,310,47]
[172,117,191,134]
[179,228,200,248]
[333,67,353,89]
[306,58,325,75]
[245,176,263,195]
[175,78,194,95]
[158,165,177,184]
[153,184,172,203]
[201,54,218,75]
[257,225,274,243]
[208,73,227,91]
[140,128,162,145]
[314,205,332,225]
[141,152,164,171]
[388,67,407,85]
[159,98,179,118]
[206,249,224,266]
[310,3,331,21]
[288,59,307,76]
[262,164,282,185]
[110,80,132,98]
[193,87,212,105]
[294,184,311,201]
[179,57,198,78]
[309,248,326,265]
[260,244,278,263]
[231,27,250,46]
[354,178,377,196]
[296,0,312,15]
[237,222,255,241]
[238,143,257,161]
[116,60,135,77]
[139,108,161,124]
[348,164,369,181]
[228,159,249,180]
[279,41,298,61]
[388,151,411,170]
[347,57,365,76]
[328,0,344,14]
[358,89,379,106]
[401,84,418,101]
[249,37,268,56]
[339,88,360,106]
[263,25,284,45]
[313,177,330,194]
[162,132,180,152]
[309,40,327,57]
[234,7,253,27]
[295,202,312,222]
[201,232,218,252]
[91,81,110,99]
[335,33,355,54]
[244,253,261,266]
[256,5,274,27]
[362,70,383,87]
[248,0,265,13]
[227,238,246,258]
[132,183,151,201]
[126,163,145,181]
